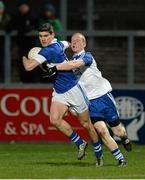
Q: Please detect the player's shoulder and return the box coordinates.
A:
[58,40,69,49]
[81,51,93,66]
[83,51,93,60]
[85,51,93,57]
[40,46,53,53]
[38,46,55,58]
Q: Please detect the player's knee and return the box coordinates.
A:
[113,128,122,137]
[80,120,90,129]
[50,114,61,127]
[96,126,108,138]
[112,125,126,137]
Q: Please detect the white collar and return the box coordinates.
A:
[48,38,57,46]
[74,49,85,56]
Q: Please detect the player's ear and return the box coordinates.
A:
[83,36,87,48]
[84,42,86,48]
[52,32,55,38]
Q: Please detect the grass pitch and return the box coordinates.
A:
[0,143,144,179]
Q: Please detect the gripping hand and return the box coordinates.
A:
[41,66,57,78]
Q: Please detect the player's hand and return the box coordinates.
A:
[22,56,29,69]
[41,66,57,78]
[22,56,28,62]
[39,61,49,73]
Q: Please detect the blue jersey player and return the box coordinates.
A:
[23,23,103,165]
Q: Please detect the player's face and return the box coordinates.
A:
[39,31,54,47]
[71,35,86,53]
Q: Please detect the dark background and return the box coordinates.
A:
[3,0,145,30]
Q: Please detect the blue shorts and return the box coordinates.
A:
[89,92,120,126]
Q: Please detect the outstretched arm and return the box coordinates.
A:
[41,59,85,78]
[56,59,85,70]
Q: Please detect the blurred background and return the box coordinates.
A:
[0,0,145,85]
[0,0,145,144]
[1,0,145,85]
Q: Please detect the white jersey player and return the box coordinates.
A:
[47,33,131,167]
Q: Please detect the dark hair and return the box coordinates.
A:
[38,23,54,33]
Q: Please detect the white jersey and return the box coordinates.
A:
[72,50,112,100]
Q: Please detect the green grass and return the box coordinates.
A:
[0,143,144,179]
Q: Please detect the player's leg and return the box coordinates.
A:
[89,95,128,166]
[78,110,99,142]
[50,100,87,160]
[94,121,127,167]
[68,84,103,163]
[78,110,103,165]
[94,121,118,150]
[102,92,132,152]
[109,122,132,152]
[50,100,71,135]
[63,83,102,162]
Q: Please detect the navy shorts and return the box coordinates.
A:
[89,92,120,127]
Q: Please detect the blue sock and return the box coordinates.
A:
[92,141,103,158]
[69,131,84,146]
[112,148,125,161]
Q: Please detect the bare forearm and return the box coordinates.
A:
[56,59,85,71]
[23,56,39,71]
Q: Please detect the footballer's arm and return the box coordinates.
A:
[23,56,40,71]
[56,59,85,70]
[23,52,47,71]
